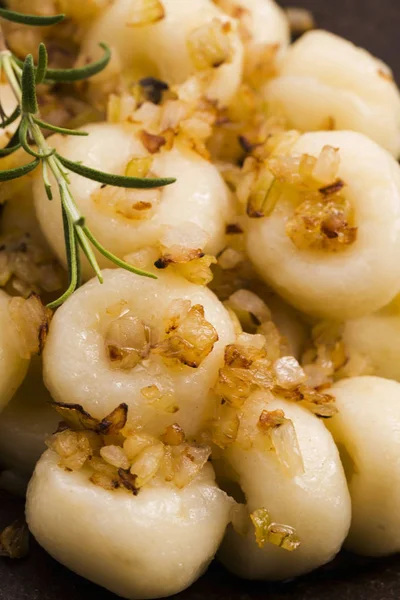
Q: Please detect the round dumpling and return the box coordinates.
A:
[26,450,232,599]
[264,31,400,157]
[33,122,233,280]
[216,391,351,580]
[0,358,58,494]
[246,131,400,320]
[0,290,29,413]
[43,269,235,437]
[327,376,400,556]
[79,0,244,107]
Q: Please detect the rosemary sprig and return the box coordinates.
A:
[0,8,177,308]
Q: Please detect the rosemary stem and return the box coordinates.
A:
[1,53,22,102]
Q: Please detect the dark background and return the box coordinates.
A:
[2,0,400,598]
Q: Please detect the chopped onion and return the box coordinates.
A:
[187,19,234,71]
[273,356,306,390]
[130,442,165,488]
[126,0,165,27]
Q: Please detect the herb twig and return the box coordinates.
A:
[0,8,176,307]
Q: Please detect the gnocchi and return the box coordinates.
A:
[78,0,244,107]
[246,131,400,320]
[0,358,58,494]
[1,0,400,595]
[0,291,29,413]
[26,451,232,599]
[216,392,351,579]
[327,377,400,556]
[264,31,400,157]
[43,269,235,437]
[33,123,233,280]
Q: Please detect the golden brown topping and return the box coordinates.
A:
[152,303,218,368]
[48,403,211,494]
[244,43,279,89]
[100,445,130,470]
[155,248,205,269]
[161,423,186,446]
[155,225,216,285]
[118,469,139,494]
[126,0,165,27]
[301,320,348,387]
[46,429,97,472]
[139,130,167,154]
[92,184,161,221]
[0,519,29,560]
[97,403,129,435]
[259,408,304,476]
[225,289,271,332]
[286,197,357,252]
[273,357,306,390]
[187,19,234,70]
[250,508,300,551]
[51,402,128,435]
[105,313,150,370]
[125,156,153,178]
[0,231,64,298]
[277,385,337,419]
[258,409,286,430]
[9,294,53,358]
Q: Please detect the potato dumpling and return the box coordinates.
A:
[216,392,351,580]
[0,290,29,413]
[0,358,58,494]
[79,0,244,107]
[340,302,400,382]
[246,131,400,320]
[33,122,233,280]
[264,31,400,157]
[327,376,400,556]
[26,451,232,599]
[43,269,235,437]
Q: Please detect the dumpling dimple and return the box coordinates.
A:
[33,122,234,281]
[246,130,400,320]
[43,268,235,437]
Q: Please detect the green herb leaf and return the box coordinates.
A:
[4,124,21,149]
[33,117,89,137]
[82,225,157,280]
[45,43,111,82]
[0,158,39,181]
[42,160,53,200]
[0,143,21,157]
[48,204,79,309]
[0,106,21,128]
[21,55,38,114]
[19,118,55,158]
[0,7,65,26]
[35,43,48,84]
[56,154,176,189]
[75,225,104,283]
